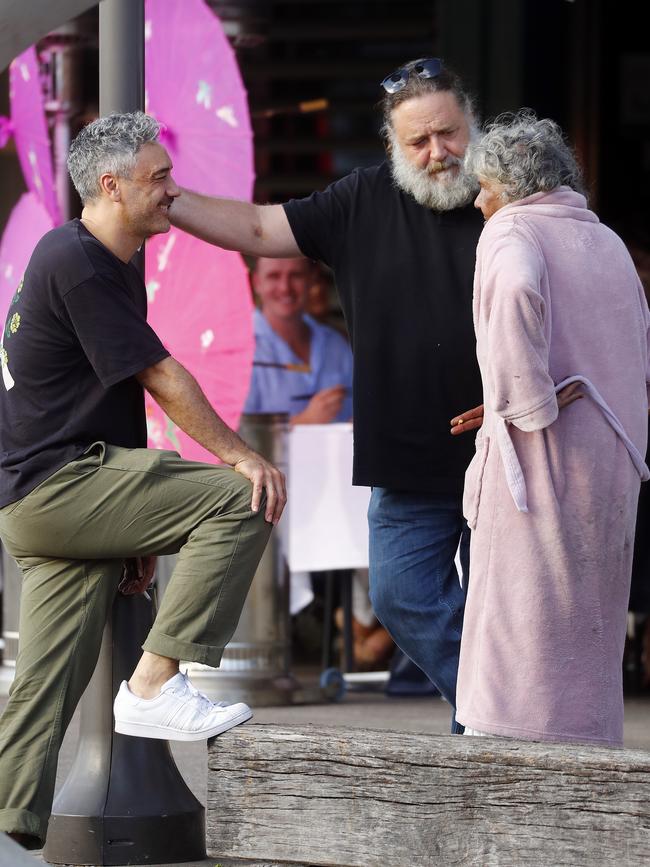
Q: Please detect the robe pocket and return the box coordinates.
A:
[463,434,490,530]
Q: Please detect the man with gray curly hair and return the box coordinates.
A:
[67,111,164,202]
[169,59,486,732]
[0,111,286,849]
[455,110,650,744]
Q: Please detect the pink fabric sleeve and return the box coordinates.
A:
[645,313,650,408]
[642,285,650,407]
[482,227,558,432]
[631,275,650,406]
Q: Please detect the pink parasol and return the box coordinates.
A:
[145,230,255,463]
[8,47,61,225]
[143,0,256,461]
[0,116,11,148]
[0,192,54,330]
[144,0,254,201]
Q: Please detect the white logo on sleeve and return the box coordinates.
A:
[2,277,23,391]
[1,343,14,391]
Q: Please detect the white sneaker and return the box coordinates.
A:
[113,672,252,741]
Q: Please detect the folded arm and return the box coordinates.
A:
[483,229,558,432]
[450,226,586,436]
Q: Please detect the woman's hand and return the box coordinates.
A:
[450,404,484,436]
[450,385,582,437]
[557,381,583,410]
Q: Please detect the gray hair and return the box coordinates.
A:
[67,111,162,204]
[465,109,585,202]
[379,59,478,142]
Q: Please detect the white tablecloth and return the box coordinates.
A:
[285,423,370,572]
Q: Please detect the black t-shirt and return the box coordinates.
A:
[284,162,484,494]
[0,219,170,507]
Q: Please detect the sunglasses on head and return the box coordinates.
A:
[380,58,443,94]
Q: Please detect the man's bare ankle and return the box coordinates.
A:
[128,654,179,699]
[128,672,178,699]
[127,677,162,699]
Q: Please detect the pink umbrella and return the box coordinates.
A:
[144,0,254,201]
[0,116,11,148]
[0,192,54,330]
[9,47,61,225]
[143,0,256,461]
[145,230,255,463]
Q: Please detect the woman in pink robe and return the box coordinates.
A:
[455,111,650,745]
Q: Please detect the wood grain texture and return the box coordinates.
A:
[207,724,650,867]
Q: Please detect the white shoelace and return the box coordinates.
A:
[176,673,229,709]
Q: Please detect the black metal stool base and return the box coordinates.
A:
[45,809,205,866]
[43,594,206,865]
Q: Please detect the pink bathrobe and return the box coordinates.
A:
[456,187,650,746]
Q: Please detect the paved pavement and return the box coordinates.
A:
[0,671,648,866]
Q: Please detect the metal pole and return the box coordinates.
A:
[98,0,145,276]
[42,20,86,223]
[44,3,205,862]
[98,0,144,116]
[52,47,73,222]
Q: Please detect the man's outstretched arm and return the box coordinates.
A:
[170,189,301,258]
[137,356,286,524]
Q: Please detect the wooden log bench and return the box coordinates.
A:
[207,724,650,867]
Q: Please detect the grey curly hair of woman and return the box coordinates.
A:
[465,109,585,203]
[67,111,162,204]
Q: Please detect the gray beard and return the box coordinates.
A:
[389,141,479,212]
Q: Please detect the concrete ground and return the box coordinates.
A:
[0,670,648,866]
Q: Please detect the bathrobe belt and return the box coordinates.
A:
[496,375,650,513]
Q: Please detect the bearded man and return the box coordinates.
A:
[170,59,484,731]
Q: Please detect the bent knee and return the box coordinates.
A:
[228,471,270,525]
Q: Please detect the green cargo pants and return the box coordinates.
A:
[0,442,272,847]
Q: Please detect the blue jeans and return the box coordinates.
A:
[368,488,469,733]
